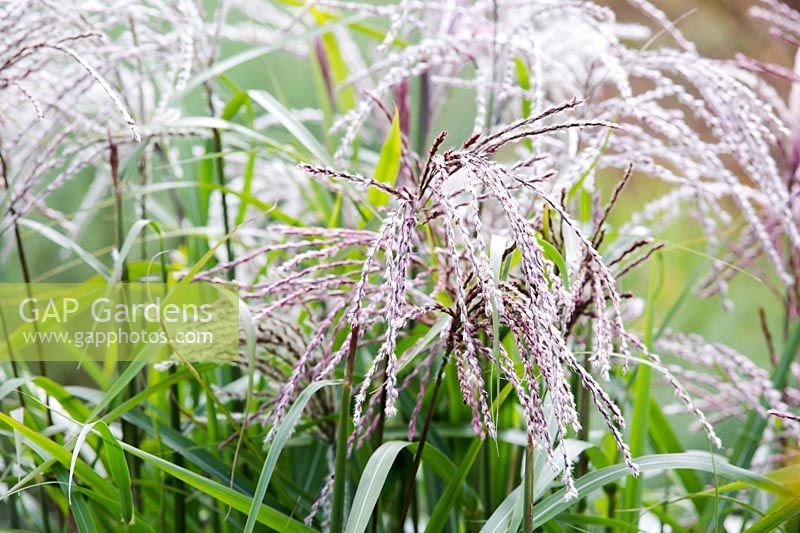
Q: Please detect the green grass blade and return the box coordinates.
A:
[95,421,134,525]
[514,57,532,119]
[345,441,413,533]
[425,437,483,533]
[244,380,340,533]
[731,319,800,469]
[425,384,513,532]
[744,496,800,532]
[645,265,707,515]
[110,219,164,282]
[101,365,204,423]
[178,14,367,99]
[133,180,300,225]
[533,452,787,527]
[235,151,256,225]
[511,436,589,532]
[86,344,156,421]
[621,254,661,526]
[560,513,635,529]
[533,440,591,500]
[0,377,34,401]
[230,299,257,502]
[248,90,331,165]
[647,399,706,514]
[536,238,569,289]
[117,408,253,494]
[397,317,451,374]
[412,442,480,510]
[55,466,97,532]
[68,421,97,506]
[0,412,116,499]
[118,439,316,533]
[481,485,521,533]
[311,8,357,112]
[17,218,110,280]
[367,109,401,207]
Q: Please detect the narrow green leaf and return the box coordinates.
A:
[221,91,251,120]
[0,377,34,401]
[134,180,300,225]
[345,441,413,533]
[514,57,531,119]
[744,496,800,532]
[425,438,483,533]
[512,435,589,533]
[68,422,97,506]
[481,485,521,533]
[327,192,344,228]
[560,513,635,529]
[311,8,357,112]
[120,408,253,494]
[425,384,513,532]
[646,265,707,515]
[534,452,786,527]
[367,109,402,207]
[18,218,110,280]
[533,440,592,500]
[647,399,706,514]
[235,151,256,225]
[622,254,661,525]
[111,219,164,282]
[164,116,283,150]
[566,127,613,202]
[243,380,340,533]
[86,344,156,421]
[232,299,257,494]
[537,238,569,289]
[397,317,451,374]
[101,366,202,423]
[413,442,480,510]
[248,90,331,164]
[179,20,361,98]
[95,422,134,525]
[55,466,97,533]
[0,412,116,498]
[119,439,315,533]
[731,319,800,469]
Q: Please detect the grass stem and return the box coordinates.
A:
[205,89,236,282]
[110,139,145,513]
[1,150,53,533]
[370,358,387,533]
[169,376,186,532]
[331,323,360,533]
[397,329,455,529]
[0,152,49,419]
[524,434,535,533]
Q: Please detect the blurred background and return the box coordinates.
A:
[617,0,798,62]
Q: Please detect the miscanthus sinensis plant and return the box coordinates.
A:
[2,0,800,532]
[237,107,721,499]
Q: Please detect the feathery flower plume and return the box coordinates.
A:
[0,0,210,235]
[244,100,719,503]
